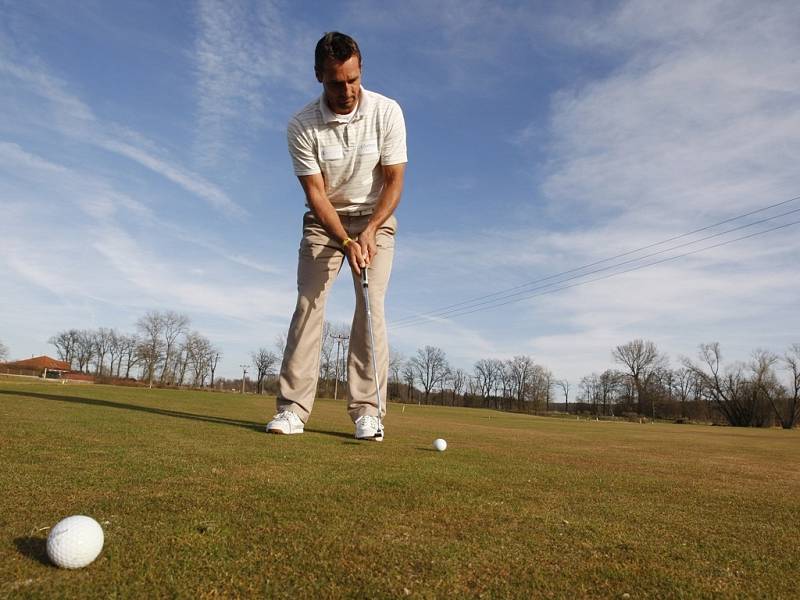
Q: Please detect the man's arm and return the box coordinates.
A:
[297,173,368,274]
[357,162,406,263]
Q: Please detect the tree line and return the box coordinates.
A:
[48,310,222,388]
[282,327,799,429]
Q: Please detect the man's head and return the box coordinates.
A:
[314,32,362,115]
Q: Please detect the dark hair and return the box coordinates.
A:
[314,32,361,71]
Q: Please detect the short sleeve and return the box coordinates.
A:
[380,101,407,166]
[287,117,321,176]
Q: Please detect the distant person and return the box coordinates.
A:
[266,32,407,441]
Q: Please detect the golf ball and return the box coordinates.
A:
[433,438,447,452]
[46,515,104,569]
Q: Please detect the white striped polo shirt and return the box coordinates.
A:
[287,87,407,214]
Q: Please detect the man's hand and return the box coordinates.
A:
[357,225,378,268]
[345,237,368,275]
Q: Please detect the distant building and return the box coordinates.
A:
[0,355,71,378]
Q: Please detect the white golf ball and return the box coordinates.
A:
[433,438,447,452]
[46,515,104,569]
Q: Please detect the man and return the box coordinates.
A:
[266,32,407,441]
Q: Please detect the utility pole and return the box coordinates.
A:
[239,364,248,394]
[332,334,349,400]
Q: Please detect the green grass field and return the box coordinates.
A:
[1,379,798,599]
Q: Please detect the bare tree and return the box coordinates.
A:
[613,339,667,415]
[410,346,449,403]
[159,311,190,384]
[579,373,600,414]
[672,367,695,420]
[49,329,81,369]
[252,348,280,394]
[389,347,404,400]
[402,361,416,402]
[474,358,503,408]
[598,369,624,416]
[210,350,221,388]
[136,311,165,387]
[118,334,140,378]
[529,365,553,411]
[92,327,114,375]
[555,379,570,413]
[175,342,191,385]
[507,355,535,403]
[683,343,775,427]
[771,344,800,429]
[106,329,122,377]
[0,339,8,362]
[74,329,95,373]
[451,368,467,405]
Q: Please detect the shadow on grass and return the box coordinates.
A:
[1,390,356,441]
[2,389,264,432]
[14,537,50,566]
[304,428,354,441]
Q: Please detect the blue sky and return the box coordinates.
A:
[1,0,799,387]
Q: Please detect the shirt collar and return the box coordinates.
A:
[319,87,369,124]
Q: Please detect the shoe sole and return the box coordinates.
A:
[266,428,303,435]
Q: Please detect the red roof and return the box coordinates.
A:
[2,356,71,371]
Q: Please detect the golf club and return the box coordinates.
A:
[361,266,384,439]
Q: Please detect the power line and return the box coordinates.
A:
[392,194,800,326]
[390,196,800,330]
[391,205,800,328]
[424,218,800,323]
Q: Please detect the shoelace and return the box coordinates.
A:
[360,415,378,429]
[275,410,298,423]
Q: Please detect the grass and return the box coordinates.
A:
[1,379,798,599]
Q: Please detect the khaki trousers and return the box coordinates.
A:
[277,211,396,423]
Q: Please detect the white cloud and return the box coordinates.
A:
[0,51,246,218]
[193,0,315,165]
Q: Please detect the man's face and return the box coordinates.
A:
[316,55,362,114]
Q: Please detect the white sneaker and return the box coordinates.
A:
[266,410,304,435]
[355,415,384,441]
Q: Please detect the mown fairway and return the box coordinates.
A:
[1,379,798,599]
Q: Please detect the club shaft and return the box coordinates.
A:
[361,269,383,426]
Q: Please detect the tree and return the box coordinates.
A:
[49,329,80,369]
[529,365,553,411]
[389,347,404,400]
[555,379,570,413]
[159,311,190,384]
[210,350,222,388]
[410,346,449,403]
[0,339,8,362]
[106,329,122,377]
[251,348,280,394]
[683,343,775,427]
[474,358,503,408]
[118,334,140,378]
[771,344,800,429]
[671,367,695,420]
[451,368,467,405]
[402,361,416,402]
[598,369,624,416]
[136,311,165,387]
[92,327,114,375]
[613,339,666,415]
[74,329,95,373]
[508,355,535,403]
